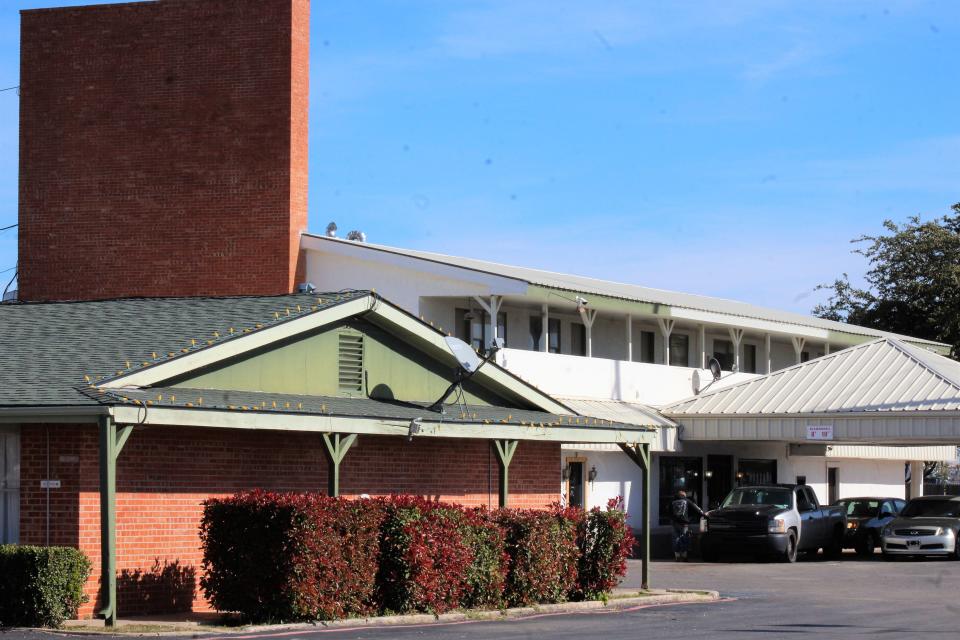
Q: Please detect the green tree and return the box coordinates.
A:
[813,203,960,359]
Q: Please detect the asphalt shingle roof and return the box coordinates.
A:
[0,291,368,407]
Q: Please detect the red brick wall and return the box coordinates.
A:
[17,0,310,302]
[19,424,561,618]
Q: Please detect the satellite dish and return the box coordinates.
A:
[708,357,722,382]
[444,336,482,374]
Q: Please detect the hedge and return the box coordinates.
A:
[200,492,632,621]
[0,545,91,628]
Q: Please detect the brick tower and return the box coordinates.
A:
[17,0,309,301]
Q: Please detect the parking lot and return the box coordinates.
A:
[10,552,956,640]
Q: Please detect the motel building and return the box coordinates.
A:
[3,0,960,622]
[299,233,959,543]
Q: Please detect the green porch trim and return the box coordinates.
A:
[619,442,651,590]
[492,439,518,507]
[321,432,357,497]
[98,416,134,627]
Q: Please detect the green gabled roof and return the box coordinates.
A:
[0,291,368,407]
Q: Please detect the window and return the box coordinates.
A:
[458,308,506,352]
[1,427,19,544]
[658,457,703,525]
[796,488,814,512]
[639,331,655,363]
[571,322,586,356]
[713,339,735,371]
[743,344,757,373]
[531,316,561,353]
[669,334,689,367]
[737,459,777,485]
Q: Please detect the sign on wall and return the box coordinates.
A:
[806,425,834,441]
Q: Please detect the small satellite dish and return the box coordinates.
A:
[325,221,338,237]
[708,357,722,382]
[444,336,482,374]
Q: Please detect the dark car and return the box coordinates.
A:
[835,497,906,556]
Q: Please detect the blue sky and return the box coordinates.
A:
[1,1,958,313]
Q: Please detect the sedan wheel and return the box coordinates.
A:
[857,533,877,558]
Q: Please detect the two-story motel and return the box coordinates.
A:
[301,232,958,537]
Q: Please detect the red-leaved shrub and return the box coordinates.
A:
[573,497,634,600]
[199,491,383,622]
[496,507,580,606]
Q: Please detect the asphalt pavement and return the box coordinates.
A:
[8,552,959,639]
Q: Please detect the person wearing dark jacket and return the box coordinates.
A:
[670,490,704,561]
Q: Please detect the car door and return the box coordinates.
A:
[796,488,820,550]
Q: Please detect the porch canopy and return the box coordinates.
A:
[664,337,960,445]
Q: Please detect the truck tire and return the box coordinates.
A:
[780,531,798,563]
[856,532,878,558]
[701,547,719,562]
[824,526,844,559]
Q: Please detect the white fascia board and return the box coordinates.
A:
[670,307,831,341]
[677,413,960,444]
[0,406,106,423]
[99,296,374,389]
[370,302,573,415]
[110,406,654,445]
[301,235,528,297]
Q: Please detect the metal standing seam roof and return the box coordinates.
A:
[302,233,946,347]
[555,397,676,429]
[663,338,960,416]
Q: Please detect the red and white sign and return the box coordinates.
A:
[806,425,834,441]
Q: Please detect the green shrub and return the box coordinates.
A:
[0,545,91,628]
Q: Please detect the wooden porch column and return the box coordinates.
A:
[322,433,357,497]
[541,304,549,352]
[493,440,519,507]
[764,333,772,374]
[626,314,633,362]
[98,415,134,627]
[699,324,706,369]
[619,443,652,589]
[657,319,675,366]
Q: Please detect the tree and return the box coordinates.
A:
[813,203,960,359]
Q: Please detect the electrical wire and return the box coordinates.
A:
[0,223,17,232]
[0,86,18,93]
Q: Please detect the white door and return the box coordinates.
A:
[0,426,19,544]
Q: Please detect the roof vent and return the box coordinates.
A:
[346,230,366,242]
[296,282,317,294]
[338,331,364,395]
[325,221,338,237]
[1,289,16,302]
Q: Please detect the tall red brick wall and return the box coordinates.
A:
[17,0,309,301]
[19,424,561,618]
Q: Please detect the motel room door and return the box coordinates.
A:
[0,426,19,544]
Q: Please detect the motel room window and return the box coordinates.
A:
[530,317,561,353]
[458,308,506,352]
[743,344,758,373]
[639,330,655,363]
[571,322,587,356]
[713,339,735,371]
[659,457,703,525]
[669,334,689,367]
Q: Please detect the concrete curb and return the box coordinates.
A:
[55,590,720,635]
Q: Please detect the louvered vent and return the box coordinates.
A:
[338,332,364,394]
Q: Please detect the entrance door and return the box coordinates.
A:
[0,427,19,544]
[737,459,777,486]
[706,455,734,509]
[566,460,585,509]
[828,467,839,504]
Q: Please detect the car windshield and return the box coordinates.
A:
[721,488,792,509]
[839,500,880,517]
[900,499,960,518]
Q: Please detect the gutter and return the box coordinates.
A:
[0,405,109,423]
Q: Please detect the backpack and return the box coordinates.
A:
[671,498,688,523]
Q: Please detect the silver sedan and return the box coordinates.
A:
[881,495,960,560]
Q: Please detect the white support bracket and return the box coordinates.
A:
[657,318,675,366]
[729,328,744,372]
[579,307,598,357]
[791,336,807,364]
